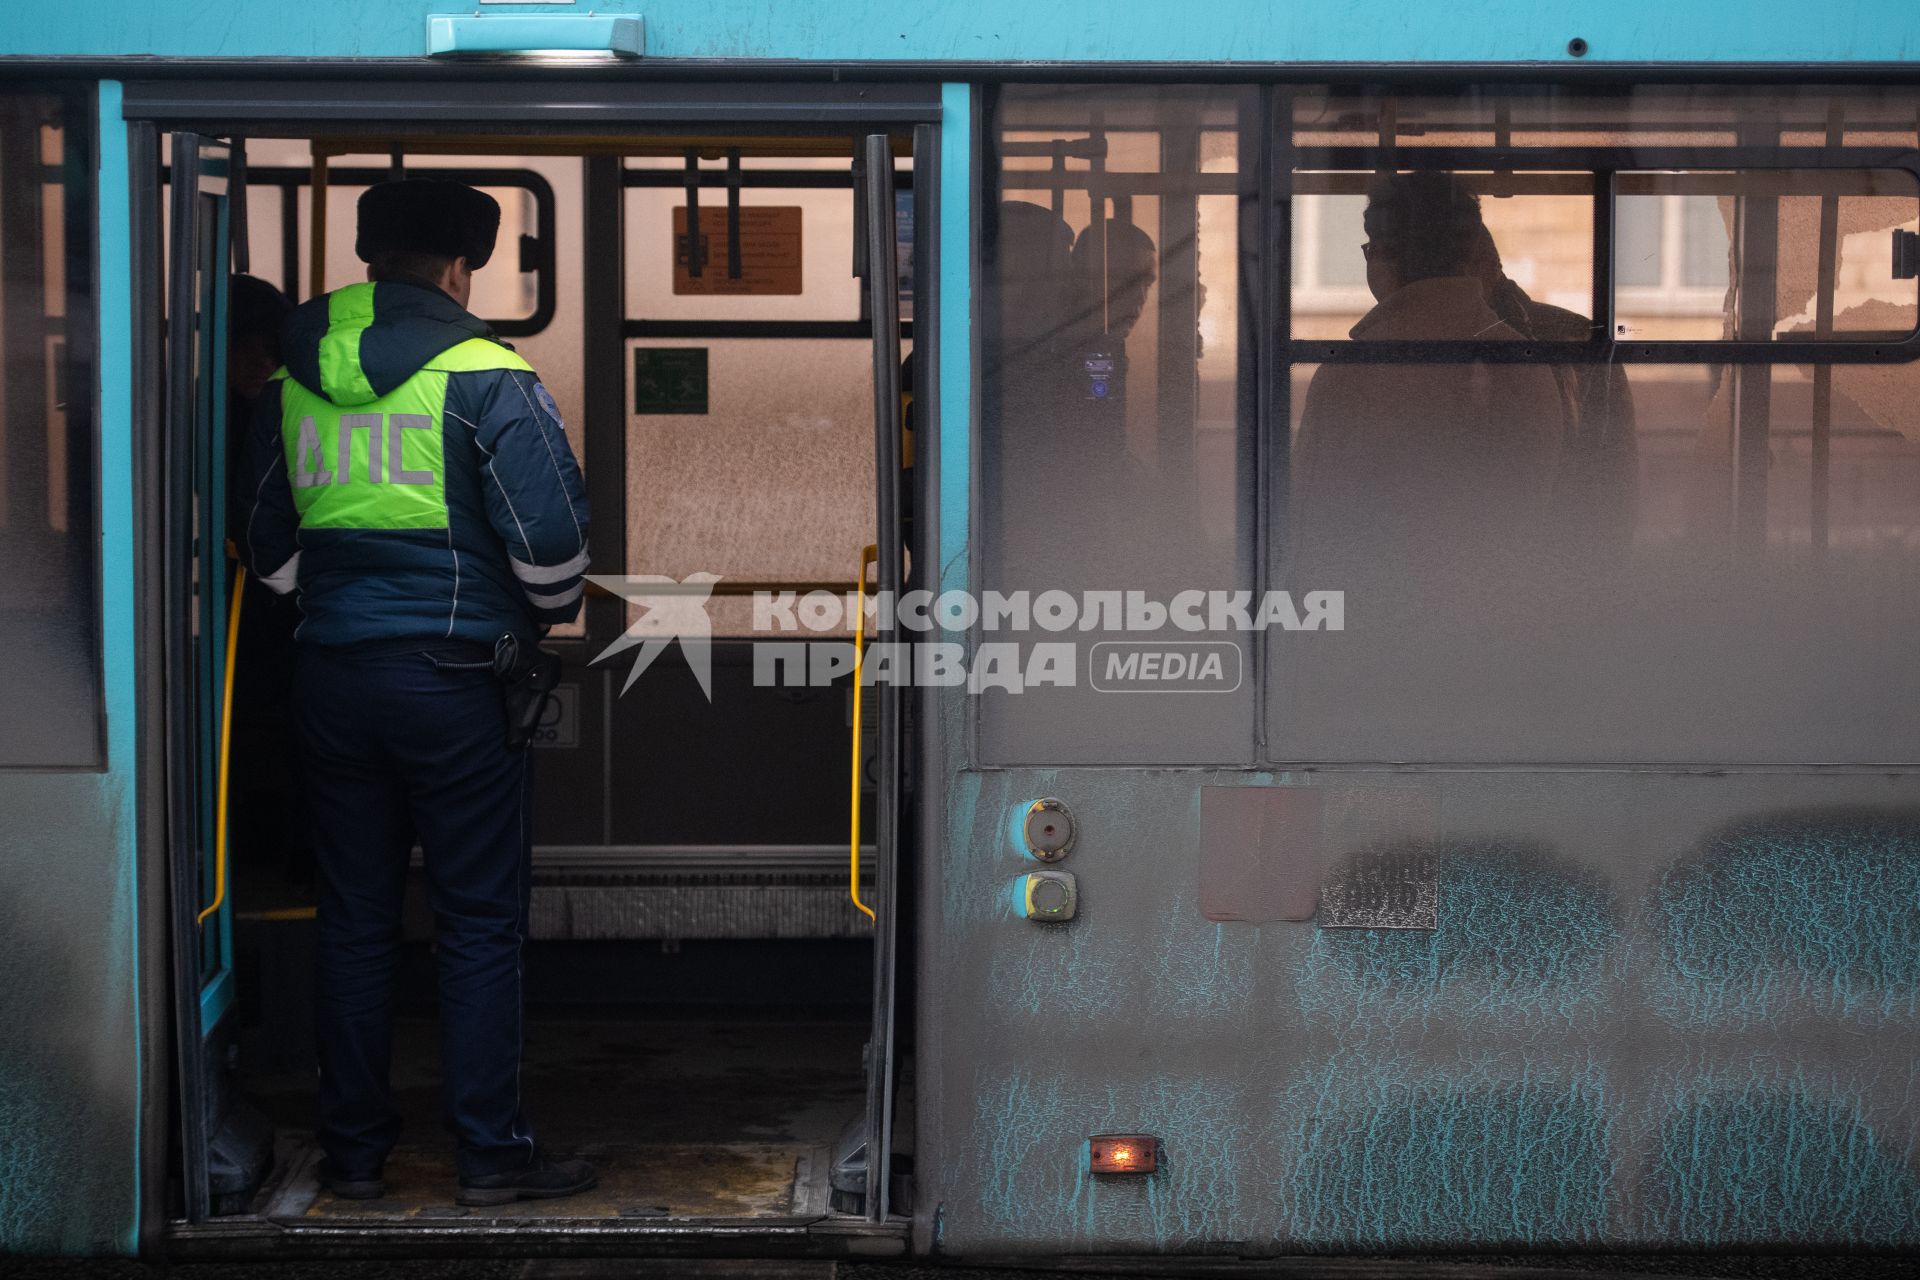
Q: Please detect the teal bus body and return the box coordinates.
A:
[2,0,1919,1259]
[3,0,1918,63]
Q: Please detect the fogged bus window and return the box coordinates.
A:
[621,152,895,636]
[979,85,1256,765]
[1273,85,1920,765]
[0,88,100,766]
[624,152,866,325]
[977,84,1920,766]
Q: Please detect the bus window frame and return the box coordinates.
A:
[158,162,559,335]
[977,82,1265,767]
[0,80,105,771]
[621,163,915,341]
[977,79,1920,768]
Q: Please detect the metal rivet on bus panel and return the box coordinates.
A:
[1567,37,1589,57]
[1023,797,1076,861]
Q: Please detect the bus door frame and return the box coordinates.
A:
[124,78,940,1234]
[855,129,909,1223]
[160,129,238,1223]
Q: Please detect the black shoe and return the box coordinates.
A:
[317,1158,385,1201]
[456,1155,598,1207]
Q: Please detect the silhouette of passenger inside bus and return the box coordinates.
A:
[1071,218,1158,350]
[1468,224,1638,552]
[225,274,311,889]
[986,199,1096,570]
[985,201,1082,467]
[1292,173,1564,577]
[989,200,1083,386]
[228,273,293,418]
[1067,218,1157,472]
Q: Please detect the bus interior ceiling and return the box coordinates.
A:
[184,131,902,1224]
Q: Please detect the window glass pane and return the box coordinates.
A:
[1615,170,1919,341]
[1614,193,1665,288]
[1277,354,1920,762]
[0,88,99,766]
[1274,85,1920,765]
[624,338,875,637]
[1314,192,1368,288]
[622,173,859,323]
[291,150,555,331]
[1289,172,1595,342]
[1677,194,1731,289]
[980,84,1255,765]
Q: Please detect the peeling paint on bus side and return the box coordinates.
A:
[1298,847,1621,1034]
[1642,1061,1920,1243]
[971,1067,1246,1249]
[962,772,1264,1025]
[1650,814,1920,1029]
[1271,1053,1618,1246]
[1147,897,1258,1022]
[926,771,1920,1254]
[0,781,141,1253]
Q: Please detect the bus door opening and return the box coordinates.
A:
[157,128,918,1233]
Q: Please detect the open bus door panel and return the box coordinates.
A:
[164,130,274,1222]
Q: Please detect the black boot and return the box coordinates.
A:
[317,1158,385,1201]
[456,1155,598,1207]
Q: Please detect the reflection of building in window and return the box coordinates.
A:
[1290,187,1598,339]
[1615,194,1730,326]
[1291,179,1917,344]
[1291,192,1373,319]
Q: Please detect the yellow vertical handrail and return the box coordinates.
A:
[198,564,246,928]
[849,544,878,922]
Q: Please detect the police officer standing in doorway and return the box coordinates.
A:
[237,179,594,1206]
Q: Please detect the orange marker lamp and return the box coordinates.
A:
[1088,1134,1158,1176]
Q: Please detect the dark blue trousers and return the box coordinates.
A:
[292,643,537,1180]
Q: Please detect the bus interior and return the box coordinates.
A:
[158,127,918,1235]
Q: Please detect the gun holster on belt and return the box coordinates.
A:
[492,633,563,749]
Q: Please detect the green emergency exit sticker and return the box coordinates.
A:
[634,347,709,415]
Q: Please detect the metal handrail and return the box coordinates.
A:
[849,543,878,923]
[197,565,246,928]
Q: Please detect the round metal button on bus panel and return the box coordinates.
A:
[1023,797,1076,861]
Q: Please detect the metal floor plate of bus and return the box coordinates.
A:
[261,1137,834,1221]
[180,1013,904,1248]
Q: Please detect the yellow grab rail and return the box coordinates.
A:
[849,544,878,922]
[198,564,246,928]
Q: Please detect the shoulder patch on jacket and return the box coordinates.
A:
[532,382,565,430]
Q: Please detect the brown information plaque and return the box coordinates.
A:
[673,205,804,296]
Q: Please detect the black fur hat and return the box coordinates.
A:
[355,179,502,269]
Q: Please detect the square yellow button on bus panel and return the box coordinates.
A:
[1019,870,1077,921]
